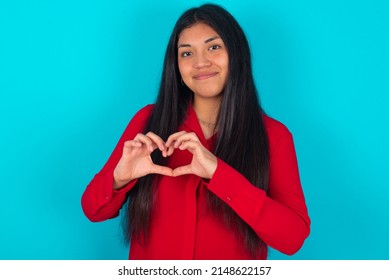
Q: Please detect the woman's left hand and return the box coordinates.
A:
[165,131,217,179]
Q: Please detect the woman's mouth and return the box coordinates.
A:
[193,72,218,80]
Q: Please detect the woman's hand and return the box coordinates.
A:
[165,131,218,179]
[113,132,173,189]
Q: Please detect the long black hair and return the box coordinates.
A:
[123,3,269,258]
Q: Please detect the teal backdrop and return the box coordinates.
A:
[1,0,388,259]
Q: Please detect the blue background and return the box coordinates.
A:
[1,0,388,259]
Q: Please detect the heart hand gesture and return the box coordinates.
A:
[113,131,218,189]
[113,132,173,189]
[165,131,218,179]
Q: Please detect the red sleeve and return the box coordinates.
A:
[81,105,153,222]
[206,123,310,255]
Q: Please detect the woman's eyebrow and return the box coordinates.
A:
[178,35,221,48]
[204,35,220,44]
[178,43,191,48]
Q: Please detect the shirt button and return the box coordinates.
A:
[226,196,231,201]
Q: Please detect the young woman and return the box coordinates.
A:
[81,4,310,259]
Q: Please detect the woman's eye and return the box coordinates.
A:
[181,51,192,57]
[209,45,221,51]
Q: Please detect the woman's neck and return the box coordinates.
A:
[193,97,220,124]
[193,97,220,139]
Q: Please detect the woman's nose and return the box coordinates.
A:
[193,52,211,69]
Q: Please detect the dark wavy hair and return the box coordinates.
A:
[123,3,269,258]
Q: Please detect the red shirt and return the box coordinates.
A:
[81,105,310,259]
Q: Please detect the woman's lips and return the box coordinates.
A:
[193,72,218,80]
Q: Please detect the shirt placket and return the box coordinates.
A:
[181,175,201,259]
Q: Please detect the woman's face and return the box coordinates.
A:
[177,23,229,102]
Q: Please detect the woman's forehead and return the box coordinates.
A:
[178,23,220,44]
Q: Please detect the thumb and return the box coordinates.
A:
[150,164,173,177]
[172,165,192,177]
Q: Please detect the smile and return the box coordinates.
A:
[193,72,218,80]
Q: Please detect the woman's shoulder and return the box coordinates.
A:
[262,114,295,156]
[129,104,155,123]
[121,104,155,133]
[262,114,292,138]
[134,104,155,117]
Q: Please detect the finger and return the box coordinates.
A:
[178,139,200,153]
[174,133,200,148]
[146,132,167,152]
[123,141,143,154]
[124,140,142,148]
[166,145,175,157]
[172,165,192,177]
[133,133,155,152]
[150,164,173,177]
[166,131,188,157]
[165,131,187,147]
[124,140,137,148]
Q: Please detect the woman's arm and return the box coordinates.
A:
[81,105,154,222]
[206,130,310,255]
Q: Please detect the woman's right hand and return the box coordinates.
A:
[113,132,173,189]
